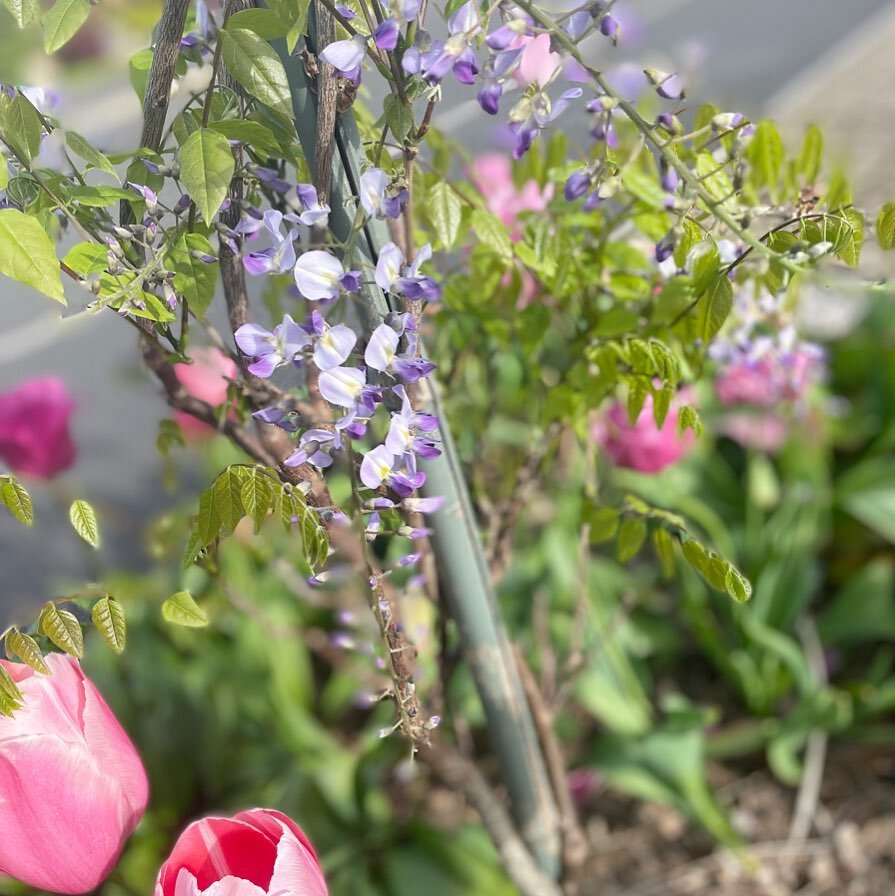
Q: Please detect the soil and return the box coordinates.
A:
[578,745,895,895]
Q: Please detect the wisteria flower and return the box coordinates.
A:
[240,209,297,275]
[402,0,481,85]
[285,428,342,468]
[294,250,360,301]
[508,87,582,158]
[302,310,358,370]
[234,314,308,377]
[318,366,380,419]
[385,385,440,461]
[374,242,440,301]
[360,443,398,489]
[359,168,408,219]
[293,184,331,227]
[320,35,368,84]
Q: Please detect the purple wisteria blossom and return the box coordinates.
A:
[359,168,408,220]
[301,310,358,370]
[476,46,525,115]
[318,366,381,421]
[360,444,398,489]
[320,35,368,85]
[644,69,684,100]
[294,250,361,301]
[235,315,308,377]
[180,0,214,49]
[292,184,331,227]
[385,386,440,462]
[375,242,441,301]
[238,209,297,275]
[586,95,619,147]
[508,87,583,158]
[285,428,343,468]
[253,406,301,432]
[365,321,436,383]
[402,0,481,85]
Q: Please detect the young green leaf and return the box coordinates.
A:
[65,131,119,181]
[167,233,219,317]
[3,0,40,27]
[877,202,895,251]
[585,506,620,543]
[0,664,22,704]
[207,120,282,156]
[129,48,155,103]
[427,182,463,249]
[226,7,290,38]
[747,120,784,199]
[617,517,647,564]
[179,128,236,223]
[212,466,248,536]
[797,124,823,184]
[697,274,733,344]
[471,208,513,264]
[69,499,100,548]
[162,591,209,627]
[39,605,84,658]
[0,93,43,165]
[42,0,92,53]
[653,527,676,578]
[92,596,126,653]
[0,209,66,303]
[5,630,50,674]
[240,468,273,532]
[725,566,752,602]
[0,475,34,525]
[383,94,414,142]
[220,27,293,117]
[63,242,110,277]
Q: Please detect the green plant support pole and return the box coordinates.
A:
[276,11,562,878]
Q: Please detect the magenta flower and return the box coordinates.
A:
[0,653,148,894]
[594,393,695,473]
[155,808,328,896]
[173,347,238,439]
[0,377,76,479]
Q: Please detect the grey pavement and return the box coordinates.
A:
[1,0,893,617]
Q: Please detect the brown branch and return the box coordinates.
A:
[312,0,339,206]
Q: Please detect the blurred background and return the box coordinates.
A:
[3,2,895,894]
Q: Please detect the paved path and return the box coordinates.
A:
[1,0,892,617]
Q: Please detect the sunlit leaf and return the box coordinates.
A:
[162,591,209,627]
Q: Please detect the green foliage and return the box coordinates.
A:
[162,591,209,627]
[41,0,91,52]
[38,604,84,658]
[64,131,119,181]
[0,92,43,164]
[0,208,65,302]
[1,0,39,27]
[69,499,101,548]
[0,474,33,525]
[220,26,294,117]
[425,182,463,249]
[876,202,895,250]
[167,233,219,316]
[178,128,236,223]
[5,629,49,674]
[91,596,127,653]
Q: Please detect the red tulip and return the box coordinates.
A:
[0,377,76,479]
[0,653,148,894]
[155,808,328,896]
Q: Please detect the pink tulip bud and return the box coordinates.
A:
[0,654,148,894]
[155,808,328,896]
[173,347,238,439]
[0,377,76,479]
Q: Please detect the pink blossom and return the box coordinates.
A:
[470,152,553,240]
[173,347,238,438]
[0,376,76,479]
[512,34,587,88]
[717,411,789,454]
[594,393,695,473]
[0,653,148,894]
[714,347,821,407]
[155,808,328,896]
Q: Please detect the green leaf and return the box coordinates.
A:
[383,94,414,142]
[39,604,84,658]
[2,0,40,27]
[207,119,282,156]
[220,27,293,117]
[677,404,701,437]
[622,166,669,210]
[797,124,823,184]
[69,499,100,548]
[92,596,126,653]
[747,120,783,199]
[162,591,209,627]
[696,274,732,343]
[240,468,273,532]
[617,517,647,564]
[586,506,620,543]
[653,527,676,578]
[179,128,235,223]
[0,209,65,303]
[0,476,33,525]
[427,182,463,249]
[42,0,92,53]
[212,466,247,536]
[65,131,119,181]
[652,384,672,428]
[167,232,219,317]
[269,0,311,51]
[0,665,22,704]
[690,241,720,296]
[0,161,7,191]
[5,630,49,674]
[197,485,222,545]
[300,506,328,569]
[68,185,133,206]
[63,241,109,277]
[877,202,895,250]
[0,93,44,165]
[725,566,752,603]
[471,208,513,265]
[226,7,290,38]
[129,48,155,103]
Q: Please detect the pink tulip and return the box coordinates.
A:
[0,653,148,894]
[173,347,238,438]
[0,376,76,479]
[155,808,328,896]
[594,393,695,473]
